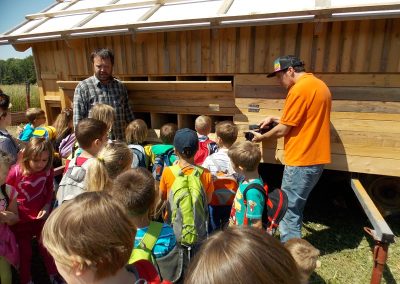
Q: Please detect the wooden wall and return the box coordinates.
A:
[31,18,400,176]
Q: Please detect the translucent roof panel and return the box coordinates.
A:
[29,13,92,34]
[82,7,152,28]
[332,0,400,7]
[64,0,115,11]
[45,1,73,13]
[148,0,223,22]
[9,19,43,36]
[227,0,315,16]
[116,0,154,4]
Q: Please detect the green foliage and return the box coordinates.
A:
[0,84,40,112]
[0,55,36,84]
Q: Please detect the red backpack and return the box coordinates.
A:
[194,139,215,165]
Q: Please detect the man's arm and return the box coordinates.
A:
[122,85,135,123]
[73,84,88,129]
[252,123,292,142]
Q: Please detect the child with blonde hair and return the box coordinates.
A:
[85,141,132,192]
[284,238,321,284]
[6,138,60,284]
[42,191,167,284]
[0,151,19,284]
[125,119,148,168]
[194,115,217,165]
[19,108,47,142]
[89,103,116,140]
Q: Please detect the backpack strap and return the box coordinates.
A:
[138,221,163,253]
[242,182,266,202]
[170,164,203,178]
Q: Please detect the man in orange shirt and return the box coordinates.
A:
[252,55,331,242]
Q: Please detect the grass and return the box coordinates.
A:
[0,84,40,112]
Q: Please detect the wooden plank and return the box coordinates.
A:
[200,29,210,74]
[125,81,232,91]
[386,18,400,72]
[354,20,370,72]
[179,31,188,74]
[368,19,386,72]
[314,21,327,72]
[238,26,251,73]
[131,97,235,108]
[254,26,267,73]
[132,104,237,116]
[326,21,341,72]
[299,23,314,69]
[340,21,356,72]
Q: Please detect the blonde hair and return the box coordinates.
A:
[125,119,148,144]
[42,191,134,281]
[195,115,212,135]
[228,141,261,171]
[85,142,132,192]
[185,226,300,284]
[284,238,320,284]
[215,121,238,147]
[20,137,54,175]
[26,108,45,123]
[52,107,73,140]
[89,103,116,132]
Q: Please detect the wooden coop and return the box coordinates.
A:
[1,0,399,187]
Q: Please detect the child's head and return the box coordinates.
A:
[26,107,46,127]
[185,226,300,284]
[86,141,133,192]
[42,191,134,282]
[173,128,198,160]
[89,103,116,133]
[195,115,212,136]
[215,121,238,147]
[75,118,108,154]
[0,90,11,128]
[228,141,261,172]
[52,107,73,137]
[21,137,54,174]
[0,150,12,184]
[284,238,320,284]
[125,119,148,144]
[160,123,177,144]
[112,168,155,217]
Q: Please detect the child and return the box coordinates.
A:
[19,108,46,142]
[284,238,321,284]
[57,118,108,204]
[125,119,148,168]
[0,91,19,164]
[0,151,19,284]
[202,121,240,231]
[159,128,214,257]
[227,141,264,229]
[52,107,75,162]
[85,141,132,192]
[89,103,116,140]
[112,168,181,282]
[185,226,301,284]
[6,137,60,284]
[194,115,218,165]
[42,191,168,284]
[151,123,178,181]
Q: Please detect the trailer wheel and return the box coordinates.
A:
[361,175,400,216]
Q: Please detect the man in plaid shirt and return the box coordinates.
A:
[73,48,134,141]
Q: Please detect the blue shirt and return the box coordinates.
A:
[18,123,34,142]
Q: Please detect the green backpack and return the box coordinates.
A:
[129,221,163,265]
[167,165,208,246]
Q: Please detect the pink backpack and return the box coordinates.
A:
[194,139,216,165]
[58,133,76,159]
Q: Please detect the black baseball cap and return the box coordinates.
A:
[173,128,199,156]
[267,55,304,78]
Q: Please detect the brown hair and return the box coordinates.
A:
[42,191,134,281]
[215,121,238,147]
[89,103,115,132]
[185,226,300,284]
[52,107,73,140]
[0,90,10,117]
[284,238,320,284]
[228,141,261,171]
[75,118,108,150]
[160,123,177,144]
[112,168,155,215]
[85,142,133,192]
[125,119,148,144]
[26,108,45,123]
[21,137,54,175]
[195,115,212,135]
[90,48,114,65]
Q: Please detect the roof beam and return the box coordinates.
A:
[217,0,234,15]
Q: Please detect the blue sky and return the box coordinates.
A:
[0,0,55,60]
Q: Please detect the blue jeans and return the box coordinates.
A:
[279,165,324,243]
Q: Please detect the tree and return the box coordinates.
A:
[0,56,36,84]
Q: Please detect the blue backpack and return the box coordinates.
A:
[128,145,146,168]
[152,148,176,181]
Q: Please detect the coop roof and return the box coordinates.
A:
[1,0,400,45]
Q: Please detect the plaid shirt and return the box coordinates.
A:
[73,75,134,141]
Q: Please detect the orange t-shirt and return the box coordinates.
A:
[280,73,332,166]
[159,165,214,204]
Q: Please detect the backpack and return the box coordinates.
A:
[129,221,184,282]
[152,148,176,181]
[167,165,208,246]
[243,183,288,234]
[58,133,76,159]
[32,126,57,140]
[128,144,146,168]
[56,157,92,205]
[194,139,215,165]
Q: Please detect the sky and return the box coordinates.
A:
[0,0,55,60]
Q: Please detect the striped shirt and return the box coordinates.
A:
[73,75,134,141]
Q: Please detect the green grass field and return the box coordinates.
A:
[0,84,40,112]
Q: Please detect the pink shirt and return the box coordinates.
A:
[6,164,54,223]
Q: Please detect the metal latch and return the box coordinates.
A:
[248,104,260,113]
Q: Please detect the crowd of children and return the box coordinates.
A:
[0,91,321,283]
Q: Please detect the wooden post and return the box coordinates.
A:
[25,80,31,109]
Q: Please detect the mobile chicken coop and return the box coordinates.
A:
[1,2,399,278]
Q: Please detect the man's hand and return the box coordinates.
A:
[259,116,280,129]
[251,131,264,143]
